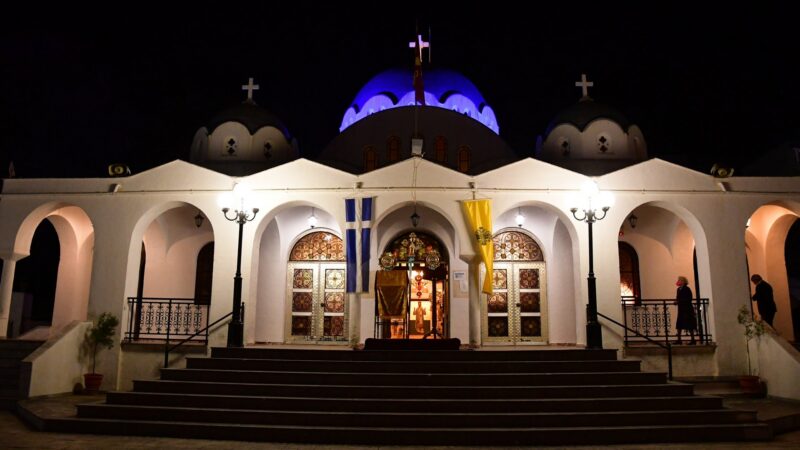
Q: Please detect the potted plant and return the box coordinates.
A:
[736,305,767,393]
[83,312,119,393]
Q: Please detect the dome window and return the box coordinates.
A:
[458,146,471,173]
[225,137,238,156]
[434,136,448,163]
[597,133,612,154]
[387,136,401,162]
[263,141,273,159]
[364,145,377,172]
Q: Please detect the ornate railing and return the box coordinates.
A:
[125,297,209,344]
[621,297,712,345]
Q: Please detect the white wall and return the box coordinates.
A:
[753,331,800,400]
[142,206,214,299]
[5,157,800,388]
[24,321,92,396]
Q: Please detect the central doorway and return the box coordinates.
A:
[483,229,548,344]
[285,231,347,343]
[375,231,450,339]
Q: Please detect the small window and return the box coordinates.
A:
[434,136,447,163]
[364,146,377,172]
[224,137,238,156]
[263,141,273,159]
[387,136,401,162]
[457,146,470,173]
[597,133,612,153]
[558,137,570,157]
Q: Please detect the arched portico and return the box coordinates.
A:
[1,203,95,338]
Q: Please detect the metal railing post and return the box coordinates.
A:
[164,299,173,368]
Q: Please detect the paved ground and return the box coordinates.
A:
[3,393,800,449]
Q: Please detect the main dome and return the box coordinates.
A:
[340,68,499,134]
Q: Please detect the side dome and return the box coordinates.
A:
[190,99,298,177]
[340,68,499,134]
[546,99,631,134]
[538,95,648,175]
[207,101,292,139]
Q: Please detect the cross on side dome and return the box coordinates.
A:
[242,77,260,102]
[575,73,594,99]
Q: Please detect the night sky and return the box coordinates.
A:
[2,4,798,178]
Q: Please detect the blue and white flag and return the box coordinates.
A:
[360,197,373,292]
[345,198,358,293]
[345,196,375,293]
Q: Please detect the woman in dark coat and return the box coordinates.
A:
[675,276,696,344]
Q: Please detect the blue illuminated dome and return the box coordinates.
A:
[340,68,499,134]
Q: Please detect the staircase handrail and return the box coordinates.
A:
[597,310,673,380]
[164,303,244,368]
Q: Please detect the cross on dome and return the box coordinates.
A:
[575,73,594,98]
[242,77,260,102]
[409,34,430,62]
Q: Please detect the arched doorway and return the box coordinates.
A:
[375,231,449,339]
[484,229,547,344]
[194,243,214,305]
[286,230,347,343]
[619,241,641,304]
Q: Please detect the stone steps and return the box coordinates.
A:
[0,339,44,410]
[56,347,771,445]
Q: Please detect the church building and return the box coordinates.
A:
[1,40,799,409]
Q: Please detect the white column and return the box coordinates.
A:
[0,255,22,338]
[467,257,482,347]
[349,292,360,346]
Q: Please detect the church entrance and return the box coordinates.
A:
[285,231,347,343]
[375,231,449,339]
[483,230,548,344]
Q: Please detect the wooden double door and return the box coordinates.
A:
[286,262,347,343]
[483,262,547,344]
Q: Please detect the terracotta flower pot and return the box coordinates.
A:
[83,373,104,393]
[739,375,761,394]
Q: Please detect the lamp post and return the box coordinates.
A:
[219,183,259,347]
[569,181,614,349]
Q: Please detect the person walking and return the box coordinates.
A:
[750,274,777,327]
[675,276,697,344]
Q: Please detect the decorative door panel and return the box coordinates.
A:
[487,268,510,338]
[286,262,347,343]
[516,264,546,343]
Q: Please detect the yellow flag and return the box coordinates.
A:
[462,199,493,294]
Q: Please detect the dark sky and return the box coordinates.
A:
[2,4,798,178]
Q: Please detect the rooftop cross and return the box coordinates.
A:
[408,34,430,62]
[242,77,260,102]
[575,73,594,98]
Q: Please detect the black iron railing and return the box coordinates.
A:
[125,297,209,344]
[163,304,244,367]
[621,297,712,345]
[597,310,673,380]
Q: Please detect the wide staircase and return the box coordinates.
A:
[0,339,44,410]
[53,347,770,446]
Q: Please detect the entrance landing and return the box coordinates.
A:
[363,338,460,350]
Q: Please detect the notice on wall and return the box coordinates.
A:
[453,271,468,296]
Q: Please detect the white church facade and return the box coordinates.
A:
[1,71,800,400]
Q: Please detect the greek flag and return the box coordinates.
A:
[345,197,374,293]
